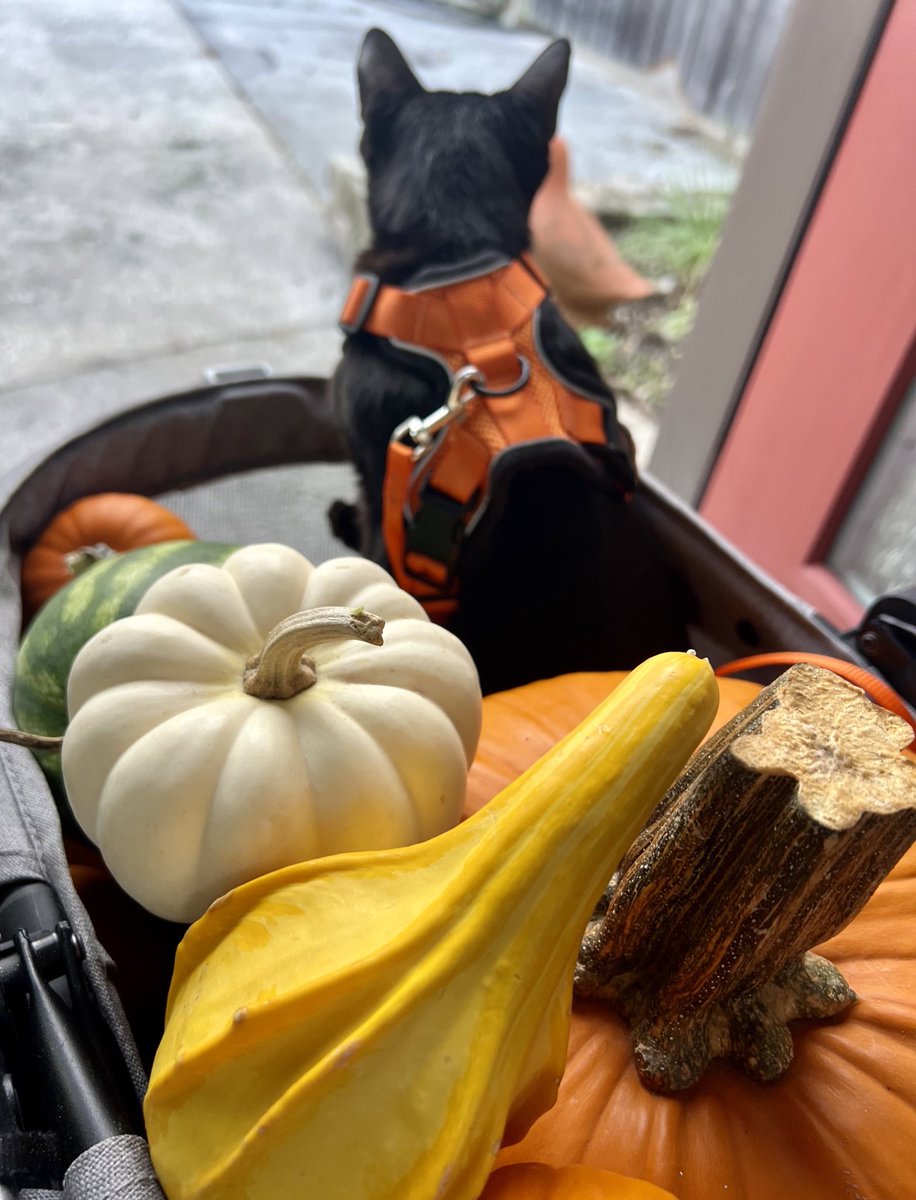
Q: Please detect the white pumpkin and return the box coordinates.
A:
[62,544,482,922]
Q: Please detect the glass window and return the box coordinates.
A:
[829,376,916,605]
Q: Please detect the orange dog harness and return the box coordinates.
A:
[339,255,634,620]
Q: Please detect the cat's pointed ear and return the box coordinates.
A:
[508,39,570,137]
[357,28,423,122]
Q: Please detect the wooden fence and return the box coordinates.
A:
[514,0,796,131]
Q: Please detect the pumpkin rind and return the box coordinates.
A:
[61,544,482,922]
[476,673,916,1200]
[479,1162,678,1199]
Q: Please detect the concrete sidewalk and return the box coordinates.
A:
[1,0,346,467]
[1,0,739,470]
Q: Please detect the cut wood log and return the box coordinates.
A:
[575,663,916,1092]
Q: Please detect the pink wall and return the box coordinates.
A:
[699,0,916,629]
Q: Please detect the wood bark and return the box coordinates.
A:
[575,664,916,1092]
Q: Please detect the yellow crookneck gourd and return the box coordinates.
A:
[145,652,719,1200]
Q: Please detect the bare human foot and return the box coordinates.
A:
[530,136,654,323]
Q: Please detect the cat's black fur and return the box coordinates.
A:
[330,29,692,693]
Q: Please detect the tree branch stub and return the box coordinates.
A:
[575,664,916,1093]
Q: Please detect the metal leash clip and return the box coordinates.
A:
[390,365,483,460]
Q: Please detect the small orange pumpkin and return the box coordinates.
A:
[20,492,195,620]
[466,670,916,1200]
[480,1163,677,1199]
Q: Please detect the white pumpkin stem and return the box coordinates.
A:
[243,606,385,700]
[0,728,64,751]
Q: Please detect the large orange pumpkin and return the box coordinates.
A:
[480,1163,677,1200]
[467,671,916,1200]
[20,492,195,620]
[464,671,762,816]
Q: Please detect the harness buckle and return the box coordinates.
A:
[389,364,483,459]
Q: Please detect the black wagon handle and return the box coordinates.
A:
[0,881,143,1191]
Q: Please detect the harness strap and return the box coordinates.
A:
[339,256,629,619]
[341,257,547,392]
[382,440,463,620]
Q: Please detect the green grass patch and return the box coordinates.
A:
[580,190,729,412]
[580,325,673,412]
[613,191,730,290]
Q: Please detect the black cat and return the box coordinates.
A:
[330,28,691,693]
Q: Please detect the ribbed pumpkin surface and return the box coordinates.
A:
[480,1162,678,1199]
[464,671,916,1200]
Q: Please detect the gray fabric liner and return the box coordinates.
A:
[21,1135,163,1200]
[2,378,345,553]
[0,377,873,1195]
[60,1136,164,1200]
